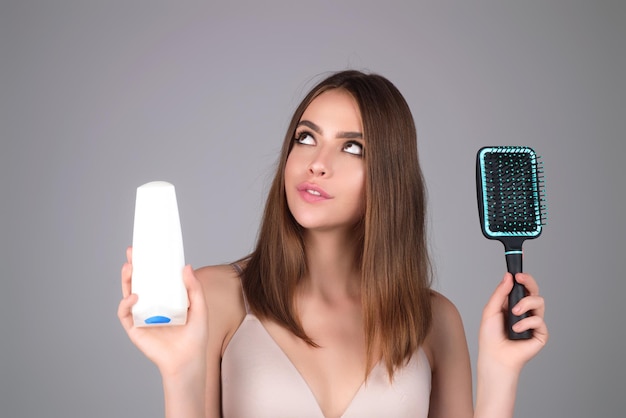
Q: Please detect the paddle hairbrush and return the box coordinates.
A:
[476,146,546,340]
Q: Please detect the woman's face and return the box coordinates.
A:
[284,89,365,233]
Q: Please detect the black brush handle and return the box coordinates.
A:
[505,252,532,340]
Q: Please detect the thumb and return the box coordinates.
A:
[182,265,206,313]
[483,273,514,318]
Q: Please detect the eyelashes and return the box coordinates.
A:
[342,142,363,156]
[293,131,364,157]
[294,131,315,146]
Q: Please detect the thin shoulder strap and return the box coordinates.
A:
[230,262,250,314]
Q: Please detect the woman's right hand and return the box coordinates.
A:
[117,247,209,380]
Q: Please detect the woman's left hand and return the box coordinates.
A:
[478,272,549,374]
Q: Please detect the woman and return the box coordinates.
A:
[118,70,548,418]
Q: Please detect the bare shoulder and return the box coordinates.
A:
[423,291,469,371]
[194,264,243,302]
[430,291,464,331]
[194,264,247,354]
[423,291,474,417]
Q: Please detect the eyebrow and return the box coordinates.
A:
[297,120,363,139]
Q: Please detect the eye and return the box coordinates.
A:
[343,141,364,156]
[294,132,315,146]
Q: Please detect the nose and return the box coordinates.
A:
[308,161,326,177]
[308,149,332,177]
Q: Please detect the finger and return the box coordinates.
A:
[512,314,544,334]
[126,246,133,264]
[531,317,549,346]
[121,261,133,298]
[515,272,539,296]
[512,295,545,318]
[117,293,138,331]
[513,314,549,346]
[483,273,514,318]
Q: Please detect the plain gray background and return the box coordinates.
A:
[1,1,624,417]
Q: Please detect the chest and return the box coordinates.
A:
[221,315,432,418]
[263,315,368,417]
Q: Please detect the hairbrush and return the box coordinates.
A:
[476,146,546,340]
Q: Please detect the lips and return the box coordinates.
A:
[296,182,332,202]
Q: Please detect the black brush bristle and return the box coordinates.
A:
[481,147,546,236]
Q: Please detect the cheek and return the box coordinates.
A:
[345,166,366,205]
[285,145,305,170]
[284,152,302,204]
[284,152,298,184]
[350,165,365,190]
[284,147,313,187]
[356,166,367,207]
[357,173,366,209]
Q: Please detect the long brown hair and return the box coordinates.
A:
[241,70,432,378]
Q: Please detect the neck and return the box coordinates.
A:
[300,229,361,301]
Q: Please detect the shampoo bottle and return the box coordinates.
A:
[131,181,188,326]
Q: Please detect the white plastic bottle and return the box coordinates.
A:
[131,181,188,326]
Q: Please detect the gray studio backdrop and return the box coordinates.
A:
[2,1,624,417]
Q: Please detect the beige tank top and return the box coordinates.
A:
[221,265,431,417]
